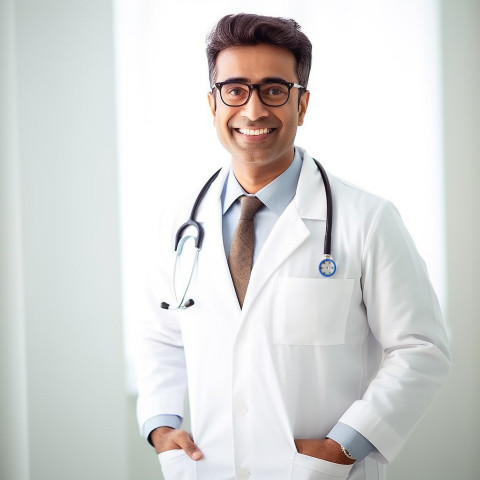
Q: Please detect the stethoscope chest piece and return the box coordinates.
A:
[319,254,336,277]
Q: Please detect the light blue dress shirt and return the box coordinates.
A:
[144,148,375,462]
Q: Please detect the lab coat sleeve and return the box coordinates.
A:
[338,201,451,463]
[134,217,188,434]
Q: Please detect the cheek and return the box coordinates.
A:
[217,111,236,132]
[283,112,301,133]
[213,112,234,141]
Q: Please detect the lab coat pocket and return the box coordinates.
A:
[158,449,196,480]
[274,277,354,345]
[291,453,353,480]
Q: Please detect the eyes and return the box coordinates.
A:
[218,82,293,107]
[224,83,288,97]
[224,83,288,99]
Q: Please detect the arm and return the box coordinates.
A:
[340,201,450,462]
[135,302,187,437]
[294,437,355,465]
[295,423,374,465]
[134,217,202,461]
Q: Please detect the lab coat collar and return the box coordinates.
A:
[196,147,327,223]
[294,147,328,221]
[194,163,230,223]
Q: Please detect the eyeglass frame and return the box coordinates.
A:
[212,80,305,107]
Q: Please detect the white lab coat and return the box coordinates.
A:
[136,148,450,480]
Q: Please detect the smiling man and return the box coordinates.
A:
[207,43,309,193]
[135,14,450,480]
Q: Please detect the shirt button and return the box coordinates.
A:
[237,468,250,480]
[235,403,248,416]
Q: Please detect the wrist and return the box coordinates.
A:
[324,438,356,465]
[149,426,174,449]
[326,422,375,462]
[340,444,356,461]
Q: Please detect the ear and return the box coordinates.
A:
[297,90,310,126]
[208,91,217,123]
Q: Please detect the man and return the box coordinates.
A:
[135,13,450,480]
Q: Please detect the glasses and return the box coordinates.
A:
[213,80,305,107]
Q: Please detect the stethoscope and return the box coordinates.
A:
[161,159,335,310]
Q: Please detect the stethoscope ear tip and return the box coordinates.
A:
[160,299,195,310]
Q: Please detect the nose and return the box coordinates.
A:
[241,88,269,121]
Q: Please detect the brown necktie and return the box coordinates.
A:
[228,195,263,308]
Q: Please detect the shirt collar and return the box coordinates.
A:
[221,148,303,216]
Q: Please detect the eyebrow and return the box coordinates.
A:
[217,76,291,84]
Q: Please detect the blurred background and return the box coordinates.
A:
[1,0,478,479]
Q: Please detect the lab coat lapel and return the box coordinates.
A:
[242,153,327,314]
[194,166,240,311]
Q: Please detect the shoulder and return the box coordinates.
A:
[329,175,415,259]
[298,147,390,215]
[328,174,394,227]
[330,175,386,205]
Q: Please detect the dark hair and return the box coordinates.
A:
[206,13,312,88]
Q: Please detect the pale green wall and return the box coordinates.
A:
[0,1,128,479]
[388,1,480,478]
[0,1,30,479]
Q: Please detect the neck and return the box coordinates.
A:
[231,149,294,194]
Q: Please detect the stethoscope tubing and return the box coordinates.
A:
[174,169,221,251]
[174,159,332,254]
[162,157,334,310]
[312,159,333,256]
[170,245,200,310]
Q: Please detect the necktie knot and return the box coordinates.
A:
[238,195,263,221]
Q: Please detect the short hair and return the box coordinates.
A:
[206,13,312,89]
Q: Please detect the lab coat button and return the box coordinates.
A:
[236,468,250,480]
[235,403,248,416]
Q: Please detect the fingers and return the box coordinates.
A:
[152,428,203,460]
[175,430,203,460]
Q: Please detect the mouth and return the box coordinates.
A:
[234,127,276,136]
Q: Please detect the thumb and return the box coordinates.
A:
[177,431,203,461]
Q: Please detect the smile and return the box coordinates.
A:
[235,128,275,136]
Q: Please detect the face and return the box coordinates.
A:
[208,44,309,174]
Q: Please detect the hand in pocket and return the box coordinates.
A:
[151,427,203,461]
[294,438,355,465]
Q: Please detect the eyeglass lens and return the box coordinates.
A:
[220,83,291,107]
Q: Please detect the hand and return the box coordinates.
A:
[294,438,355,465]
[150,427,203,461]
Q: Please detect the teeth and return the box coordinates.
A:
[238,128,273,136]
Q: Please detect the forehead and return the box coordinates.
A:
[215,44,298,82]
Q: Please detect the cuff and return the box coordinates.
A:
[327,422,376,462]
[143,414,182,446]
